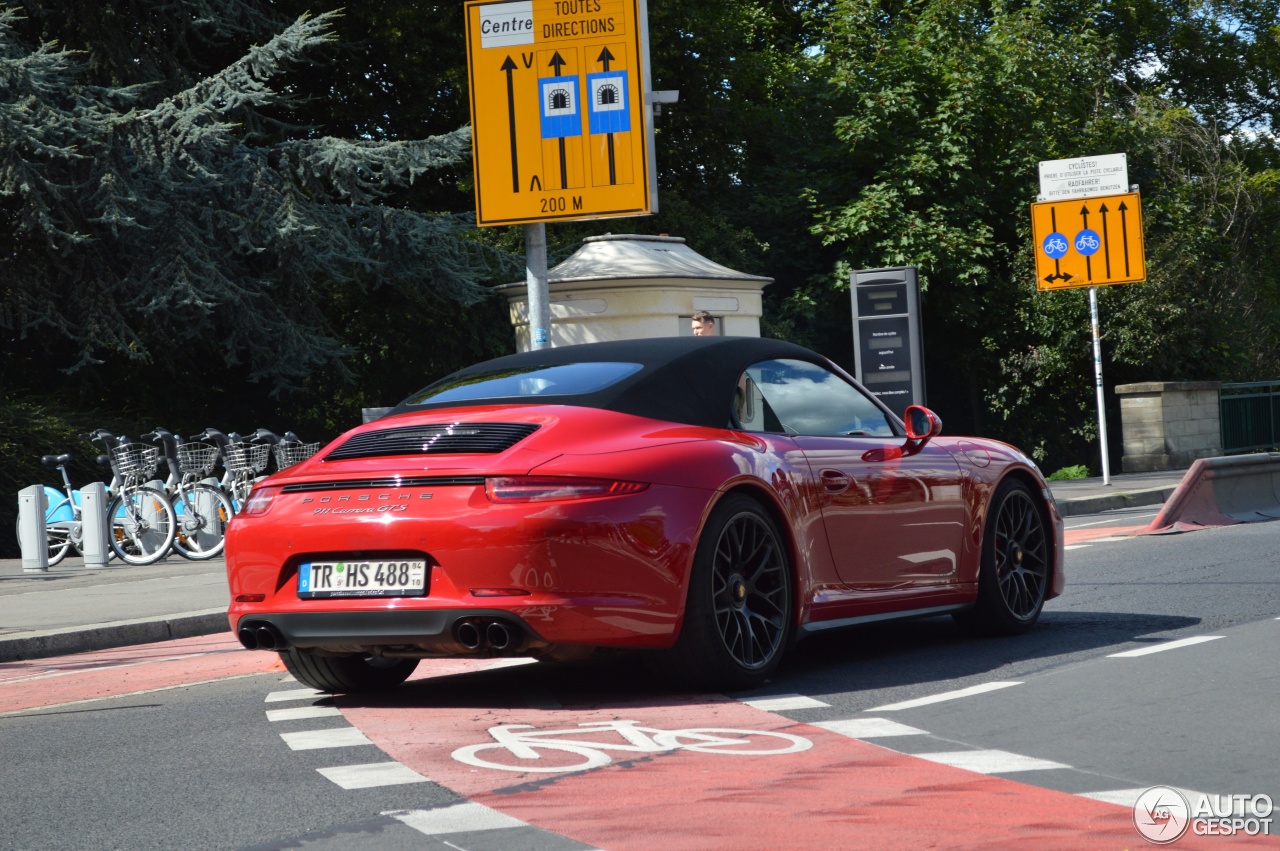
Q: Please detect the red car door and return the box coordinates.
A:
[739,358,967,590]
[792,435,966,589]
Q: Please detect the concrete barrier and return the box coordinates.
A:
[1148,453,1280,531]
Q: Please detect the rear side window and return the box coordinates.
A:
[401,362,643,406]
[738,359,896,437]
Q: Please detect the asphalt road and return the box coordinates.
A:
[2,510,1277,850]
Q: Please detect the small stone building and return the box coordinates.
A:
[496,234,772,350]
[1116,381,1224,472]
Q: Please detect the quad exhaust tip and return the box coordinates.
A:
[454,618,522,654]
[238,622,289,651]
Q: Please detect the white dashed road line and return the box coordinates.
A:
[387,802,527,835]
[913,749,1071,774]
[279,726,374,751]
[266,705,343,722]
[741,694,830,711]
[814,717,927,738]
[317,762,429,790]
[1107,635,1224,657]
[264,687,325,702]
[866,681,1023,711]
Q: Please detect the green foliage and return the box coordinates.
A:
[5,0,1280,495]
[1046,465,1090,481]
[0,6,517,395]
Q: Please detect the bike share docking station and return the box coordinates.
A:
[850,266,926,420]
[18,481,111,572]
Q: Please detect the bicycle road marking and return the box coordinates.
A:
[451,720,813,773]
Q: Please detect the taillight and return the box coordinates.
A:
[243,485,282,516]
[484,476,649,503]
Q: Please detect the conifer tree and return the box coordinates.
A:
[0,6,510,392]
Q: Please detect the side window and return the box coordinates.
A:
[737,359,895,437]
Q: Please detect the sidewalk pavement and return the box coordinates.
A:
[0,469,1187,664]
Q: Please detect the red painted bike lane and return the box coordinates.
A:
[0,634,279,714]
[340,691,1277,850]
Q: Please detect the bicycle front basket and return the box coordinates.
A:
[111,445,160,480]
[177,443,219,476]
[225,443,271,474]
[274,442,320,470]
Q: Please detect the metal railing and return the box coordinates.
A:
[1220,382,1280,453]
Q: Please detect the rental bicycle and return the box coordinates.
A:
[145,428,233,560]
[105,438,176,565]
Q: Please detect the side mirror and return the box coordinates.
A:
[904,405,943,441]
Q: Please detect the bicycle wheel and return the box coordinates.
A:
[108,487,176,565]
[651,728,812,755]
[14,517,74,566]
[451,741,611,773]
[170,484,233,560]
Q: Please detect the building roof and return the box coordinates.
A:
[498,234,772,289]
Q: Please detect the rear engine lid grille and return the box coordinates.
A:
[325,423,539,461]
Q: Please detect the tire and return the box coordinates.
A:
[15,517,73,566]
[660,494,793,690]
[170,484,233,560]
[955,478,1051,636]
[279,647,419,693]
[108,487,176,566]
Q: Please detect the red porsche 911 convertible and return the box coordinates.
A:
[225,337,1063,692]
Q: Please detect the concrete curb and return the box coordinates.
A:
[1054,486,1180,518]
[0,609,229,663]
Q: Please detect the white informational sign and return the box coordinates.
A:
[1038,153,1129,201]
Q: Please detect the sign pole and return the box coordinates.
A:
[1089,286,1111,485]
[525,222,550,350]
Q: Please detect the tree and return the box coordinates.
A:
[0,6,515,407]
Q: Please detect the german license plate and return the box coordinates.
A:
[298,560,427,599]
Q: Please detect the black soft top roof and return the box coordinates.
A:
[390,337,833,429]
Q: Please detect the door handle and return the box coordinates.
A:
[820,469,850,494]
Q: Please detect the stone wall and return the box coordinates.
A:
[1116,381,1223,472]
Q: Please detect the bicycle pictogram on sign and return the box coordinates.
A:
[1042,233,1069,259]
[1074,229,1101,255]
[451,719,813,773]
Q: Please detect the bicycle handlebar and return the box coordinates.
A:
[250,428,283,444]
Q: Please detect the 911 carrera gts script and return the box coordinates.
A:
[312,505,408,515]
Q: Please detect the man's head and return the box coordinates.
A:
[691,310,716,336]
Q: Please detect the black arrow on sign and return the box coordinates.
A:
[597,47,617,185]
[1099,203,1112,279]
[501,56,519,193]
[1119,201,1131,276]
[1044,207,1074,285]
[548,52,569,189]
[1080,203,1093,281]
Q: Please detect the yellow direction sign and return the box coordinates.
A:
[464,0,652,227]
[1031,192,1146,290]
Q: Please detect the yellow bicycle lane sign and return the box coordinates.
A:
[1031,192,1146,290]
[464,0,653,227]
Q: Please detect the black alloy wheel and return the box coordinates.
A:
[712,510,790,668]
[661,494,793,689]
[956,479,1050,635]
